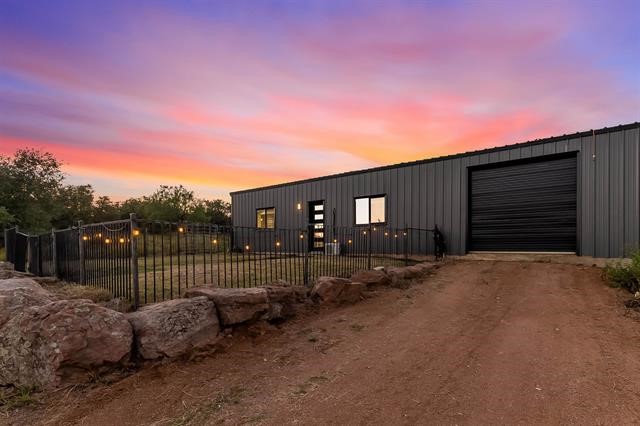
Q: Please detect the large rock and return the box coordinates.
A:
[0,278,54,327]
[185,287,269,326]
[384,263,435,288]
[126,297,219,360]
[0,299,132,389]
[412,262,437,275]
[262,282,309,320]
[385,267,413,288]
[338,282,367,303]
[0,267,32,280]
[350,269,391,287]
[310,277,365,304]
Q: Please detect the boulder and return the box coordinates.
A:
[412,262,436,275]
[0,269,32,280]
[0,278,54,327]
[262,283,309,320]
[339,281,367,303]
[385,267,412,288]
[310,277,349,303]
[0,299,132,389]
[310,277,365,304]
[185,287,269,326]
[350,269,391,287]
[126,297,219,360]
[405,265,424,278]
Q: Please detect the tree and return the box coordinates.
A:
[54,184,95,227]
[142,185,195,222]
[0,148,64,232]
[93,196,121,222]
[0,207,16,229]
[188,199,231,225]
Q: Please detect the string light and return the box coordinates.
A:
[299,234,304,239]
[82,235,89,241]
[348,239,352,244]
[394,234,398,238]
[363,230,367,235]
[104,238,112,244]
[212,239,218,245]
[296,202,302,211]
[403,232,407,236]
[333,239,337,243]
[178,227,184,233]
[97,233,102,238]
[245,244,250,251]
[132,229,140,237]
[373,227,376,231]
[119,237,126,244]
[276,241,281,247]
[384,232,389,236]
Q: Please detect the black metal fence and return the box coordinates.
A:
[3,216,445,309]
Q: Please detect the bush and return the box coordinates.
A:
[605,250,640,293]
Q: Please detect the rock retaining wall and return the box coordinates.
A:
[0,261,436,389]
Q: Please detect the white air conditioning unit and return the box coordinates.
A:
[325,242,340,256]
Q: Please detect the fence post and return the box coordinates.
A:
[51,229,57,278]
[3,228,7,262]
[78,221,86,285]
[367,223,372,270]
[404,225,409,266]
[130,213,140,309]
[302,229,309,287]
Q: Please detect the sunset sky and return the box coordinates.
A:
[1,1,639,201]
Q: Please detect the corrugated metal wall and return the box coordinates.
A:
[231,124,640,258]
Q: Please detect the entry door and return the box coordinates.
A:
[469,154,577,252]
[308,201,325,251]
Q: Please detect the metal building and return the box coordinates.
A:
[231,123,640,258]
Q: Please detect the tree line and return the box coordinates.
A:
[0,148,232,233]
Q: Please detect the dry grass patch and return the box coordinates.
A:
[50,284,113,303]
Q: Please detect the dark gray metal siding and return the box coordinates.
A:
[231,124,640,258]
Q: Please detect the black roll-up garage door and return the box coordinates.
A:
[470,154,577,252]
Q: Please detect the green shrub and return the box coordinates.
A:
[605,250,640,293]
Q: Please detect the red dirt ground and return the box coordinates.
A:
[5,260,640,425]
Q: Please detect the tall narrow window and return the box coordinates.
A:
[256,207,275,229]
[355,195,386,225]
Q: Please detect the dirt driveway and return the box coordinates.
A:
[7,260,640,425]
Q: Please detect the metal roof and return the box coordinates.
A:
[230,121,640,195]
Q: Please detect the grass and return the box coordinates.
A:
[167,386,247,426]
[0,247,5,262]
[53,284,113,303]
[0,387,37,412]
[605,250,640,293]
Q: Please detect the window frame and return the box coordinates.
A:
[354,194,387,226]
[256,207,276,229]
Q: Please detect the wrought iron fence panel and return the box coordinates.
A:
[3,217,445,310]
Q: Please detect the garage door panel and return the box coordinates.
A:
[470,155,577,252]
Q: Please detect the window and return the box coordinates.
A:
[256,207,275,229]
[354,195,386,225]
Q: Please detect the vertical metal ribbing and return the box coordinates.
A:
[130,213,140,310]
